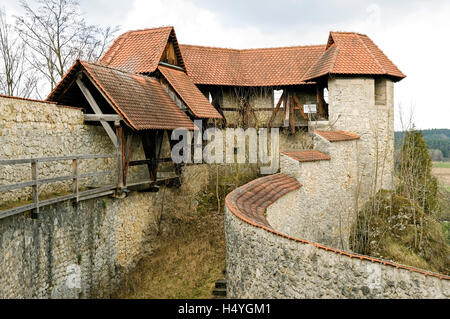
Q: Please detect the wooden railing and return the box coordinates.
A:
[0,154,116,220]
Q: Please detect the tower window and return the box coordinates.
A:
[375,78,387,105]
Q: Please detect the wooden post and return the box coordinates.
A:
[142,130,164,182]
[73,158,79,202]
[316,86,326,117]
[115,121,124,191]
[289,95,295,133]
[123,130,134,188]
[76,74,118,147]
[292,94,308,120]
[31,160,39,219]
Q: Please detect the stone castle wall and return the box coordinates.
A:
[0,164,209,298]
[0,95,211,298]
[269,135,359,250]
[327,76,395,199]
[0,96,150,203]
[225,205,450,298]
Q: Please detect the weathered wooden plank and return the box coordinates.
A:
[79,185,116,197]
[123,131,134,187]
[73,159,79,202]
[76,76,118,147]
[38,174,76,185]
[289,95,295,133]
[116,123,124,190]
[38,193,76,207]
[0,154,115,165]
[0,180,36,192]
[292,94,308,120]
[79,170,114,179]
[316,86,326,117]
[0,203,36,220]
[83,114,121,122]
[128,158,172,166]
[31,161,39,218]
[78,190,114,202]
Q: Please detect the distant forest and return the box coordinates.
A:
[395,129,450,161]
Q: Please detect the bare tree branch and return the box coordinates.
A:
[0,8,37,97]
[15,0,118,90]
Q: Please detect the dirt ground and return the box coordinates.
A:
[432,167,450,189]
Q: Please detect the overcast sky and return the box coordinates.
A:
[2,0,449,130]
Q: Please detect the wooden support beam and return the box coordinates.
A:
[31,160,39,219]
[268,90,285,126]
[289,95,295,133]
[116,122,124,190]
[292,94,308,120]
[83,114,121,122]
[76,76,118,147]
[73,159,79,202]
[123,131,134,187]
[141,130,164,181]
[316,86,326,117]
[242,101,258,128]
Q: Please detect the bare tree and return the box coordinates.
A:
[0,8,36,97]
[15,0,118,90]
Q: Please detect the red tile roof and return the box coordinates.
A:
[98,27,405,87]
[99,26,185,74]
[180,44,324,86]
[314,130,361,142]
[225,173,302,229]
[281,150,331,162]
[47,60,194,130]
[158,65,222,119]
[181,31,405,86]
[303,32,405,81]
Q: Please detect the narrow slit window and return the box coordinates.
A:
[375,78,387,105]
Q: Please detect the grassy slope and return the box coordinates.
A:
[114,209,226,299]
[114,165,259,299]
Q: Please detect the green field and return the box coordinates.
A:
[433,162,450,168]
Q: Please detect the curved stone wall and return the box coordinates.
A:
[224,174,450,299]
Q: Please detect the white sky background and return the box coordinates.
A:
[2,0,449,130]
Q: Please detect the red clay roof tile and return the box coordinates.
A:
[314,130,361,142]
[98,27,405,87]
[303,32,405,81]
[158,65,222,119]
[180,44,324,86]
[99,26,185,74]
[281,150,331,162]
[225,173,302,229]
[47,60,194,130]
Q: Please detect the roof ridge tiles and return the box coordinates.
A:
[355,33,386,74]
[82,60,152,78]
[180,43,326,52]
